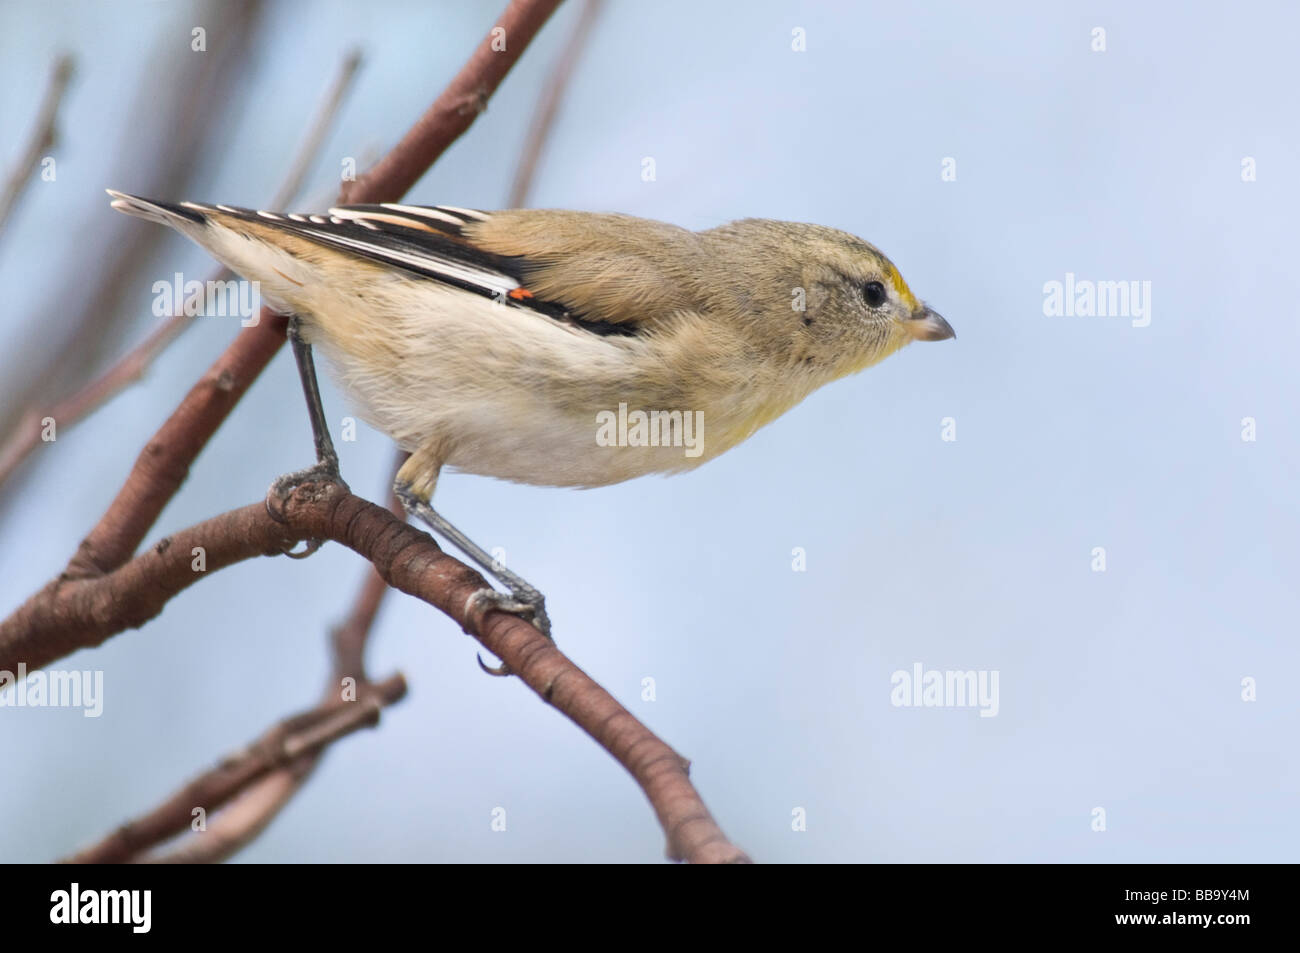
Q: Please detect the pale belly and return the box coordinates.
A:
[290,274,772,489]
[438,399,714,488]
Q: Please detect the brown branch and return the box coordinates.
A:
[147,3,608,855]
[506,0,602,207]
[0,53,75,233]
[0,51,364,492]
[332,461,406,683]
[147,769,310,864]
[150,5,609,859]
[0,1,267,453]
[14,0,572,865]
[71,464,403,865]
[63,675,407,864]
[319,0,592,684]
[137,462,405,864]
[62,312,290,580]
[61,0,563,580]
[340,0,565,204]
[11,484,750,864]
[266,48,364,211]
[2,0,747,864]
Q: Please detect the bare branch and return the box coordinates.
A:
[0,50,365,492]
[146,768,312,864]
[0,1,267,451]
[0,53,75,233]
[63,675,407,864]
[267,48,364,211]
[331,459,406,683]
[506,0,602,207]
[148,8,611,860]
[66,464,404,866]
[58,0,564,580]
[146,461,409,865]
[7,484,750,864]
[340,0,565,204]
[1,0,749,864]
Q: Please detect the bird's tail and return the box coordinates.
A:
[106,189,208,232]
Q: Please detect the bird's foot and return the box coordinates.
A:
[465,587,553,676]
[265,459,350,558]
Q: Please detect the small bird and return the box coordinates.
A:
[107,191,954,654]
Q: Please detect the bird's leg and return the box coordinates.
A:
[394,448,552,675]
[266,315,350,558]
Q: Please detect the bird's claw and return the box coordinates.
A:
[465,587,553,677]
[265,460,349,558]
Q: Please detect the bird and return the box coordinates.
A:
[107,190,954,661]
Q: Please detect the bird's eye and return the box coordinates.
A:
[862,281,888,307]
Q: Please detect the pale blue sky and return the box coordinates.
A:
[1,0,1296,862]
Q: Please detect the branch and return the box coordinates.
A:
[506,0,602,207]
[0,50,364,492]
[67,472,405,865]
[63,675,407,864]
[266,48,364,211]
[340,0,565,204]
[139,5,607,859]
[331,465,405,684]
[2,0,749,863]
[9,484,750,864]
[0,53,75,233]
[0,1,267,451]
[61,0,564,579]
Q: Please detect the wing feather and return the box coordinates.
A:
[181,201,639,336]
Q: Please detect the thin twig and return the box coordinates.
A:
[332,461,405,683]
[10,0,615,865]
[63,676,406,863]
[239,5,610,858]
[17,485,749,864]
[0,50,364,491]
[0,53,75,233]
[60,0,564,580]
[0,1,266,498]
[156,457,406,865]
[506,0,602,207]
[340,0,565,204]
[72,464,401,865]
[5,0,748,864]
[267,48,364,211]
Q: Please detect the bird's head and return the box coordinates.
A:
[700,219,953,381]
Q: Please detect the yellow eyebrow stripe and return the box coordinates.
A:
[884,263,919,311]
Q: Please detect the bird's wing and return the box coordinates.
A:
[173,201,646,337]
[311,205,705,331]
[146,200,706,334]
[459,208,704,329]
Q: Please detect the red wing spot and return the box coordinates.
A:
[508,287,534,300]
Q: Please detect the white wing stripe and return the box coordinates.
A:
[329,207,440,232]
[377,204,466,226]
[436,205,489,221]
[296,227,519,294]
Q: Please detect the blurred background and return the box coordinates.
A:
[1,0,1296,862]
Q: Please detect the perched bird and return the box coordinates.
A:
[107,191,954,654]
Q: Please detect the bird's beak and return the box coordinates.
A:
[904,305,955,341]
